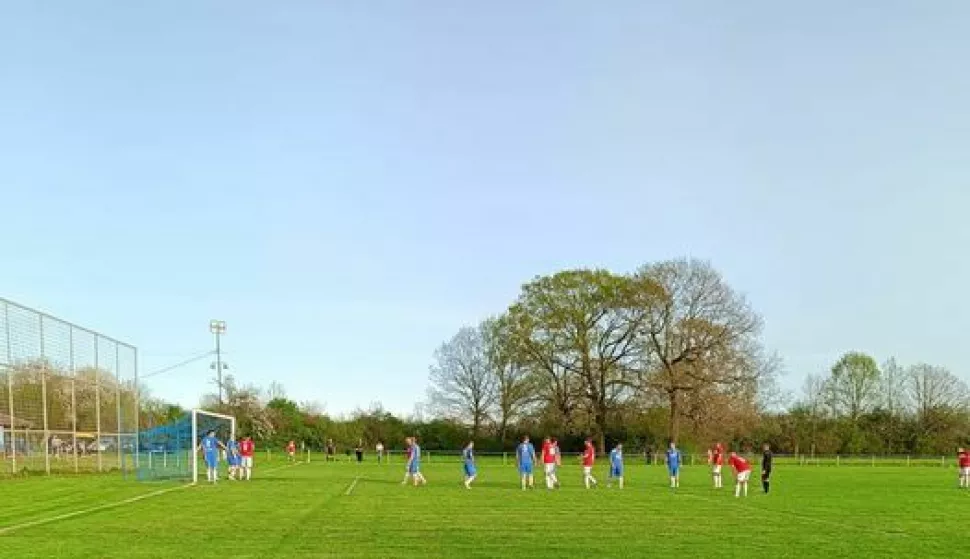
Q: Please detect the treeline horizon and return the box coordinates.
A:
[138,258,969,456]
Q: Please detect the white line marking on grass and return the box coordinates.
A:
[344,476,361,496]
[680,492,909,538]
[0,462,304,536]
[0,462,302,536]
[0,484,192,536]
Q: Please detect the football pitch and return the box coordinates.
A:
[1,458,963,558]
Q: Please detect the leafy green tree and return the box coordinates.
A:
[827,352,881,421]
[506,269,657,451]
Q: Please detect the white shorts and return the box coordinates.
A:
[961,467,970,476]
[241,456,253,468]
[737,470,751,483]
[583,466,593,476]
[544,463,556,475]
[712,465,722,474]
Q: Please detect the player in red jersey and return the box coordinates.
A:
[286,440,296,462]
[581,438,598,489]
[711,443,724,489]
[728,451,751,498]
[541,437,560,489]
[239,436,255,480]
[958,447,970,488]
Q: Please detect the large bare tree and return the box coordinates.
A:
[906,363,969,452]
[427,325,496,438]
[907,363,968,420]
[635,259,764,441]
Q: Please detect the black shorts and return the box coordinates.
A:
[761,469,772,481]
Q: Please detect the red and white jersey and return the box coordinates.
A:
[958,451,970,468]
[239,440,254,457]
[582,443,595,467]
[729,455,751,473]
[286,442,296,452]
[712,448,724,466]
[542,442,558,464]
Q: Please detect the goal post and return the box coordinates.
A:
[191,409,236,484]
[135,409,235,484]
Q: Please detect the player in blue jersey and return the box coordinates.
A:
[225,436,241,480]
[608,443,624,489]
[516,435,537,490]
[197,430,227,484]
[666,441,681,489]
[406,437,427,487]
[462,441,477,489]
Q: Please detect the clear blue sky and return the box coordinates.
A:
[2,1,969,416]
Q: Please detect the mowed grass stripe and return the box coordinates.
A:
[0,461,303,533]
[3,461,966,558]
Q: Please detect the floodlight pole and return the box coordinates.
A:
[209,320,227,405]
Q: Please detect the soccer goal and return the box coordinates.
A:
[136,409,236,484]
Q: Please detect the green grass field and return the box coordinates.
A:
[1,458,965,558]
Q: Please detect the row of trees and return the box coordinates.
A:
[6,258,967,457]
[179,349,968,457]
[424,259,969,454]
[787,354,970,454]
[428,259,776,452]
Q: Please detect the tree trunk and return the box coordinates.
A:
[595,404,608,453]
[668,390,681,442]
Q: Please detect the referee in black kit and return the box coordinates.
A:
[761,443,773,494]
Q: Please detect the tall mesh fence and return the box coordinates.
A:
[0,298,138,476]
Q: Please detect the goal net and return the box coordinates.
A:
[136,409,235,484]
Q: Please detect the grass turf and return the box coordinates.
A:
[1,458,965,558]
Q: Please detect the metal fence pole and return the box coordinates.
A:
[4,302,15,474]
[95,338,102,473]
[40,315,50,475]
[115,344,122,472]
[134,347,140,469]
[70,326,78,474]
